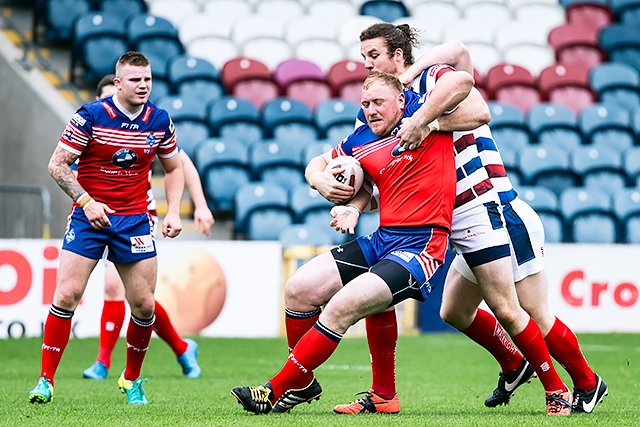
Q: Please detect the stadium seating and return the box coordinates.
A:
[409,2,460,37]
[288,183,341,243]
[589,62,640,112]
[514,2,567,33]
[254,0,304,26]
[274,59,332,110]
[560,187,617,243]
[207,96,263,146]
[599,23,640,72]
[261,98,318,142]
[328,59,369,105]
[487,102,531,152]
[538,63,596,114]
[498,144,522,186]
[466,2,512,26]
[232,15,290,70]
[70,12,128,83]
[314,99,360,141]
[234,181,295,240]
[306,0,358,23]
[98,0,147,22]
[561,0,613,30]
[517,185,564,243]
[442,20,500,74]
[195,138,251,211]
[147,0,198,27]
[279,223,335,247]
[359,0,410,22]
[127,14,184,80]
[202,0,252,21]
[623,146,640,186]
[186,37,239,71]
[36,0,92,42]
[519,145,580,195]
[221,57,279,109]
[178,14,234,47]
[284,16,344,72]
[337,15,384,61]
[356,211,380,237]
[301,141,334,166]
[249,139,306,191]
[527,103,582,151]
[613,188,640,242]
[485,63,541,113]
[494,21,556,77]
[579,103,635,153]
[570,145,627,192]
[610,0,640,24]
[167,55,224,104]
[633,106,640,143]
[156,94,209,157]
[547,23,605,70]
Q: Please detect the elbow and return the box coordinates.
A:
[450,40,469,62]
[477,104,491,126]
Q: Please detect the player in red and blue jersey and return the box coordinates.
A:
[29,52,184,406]
[231,71,470,415]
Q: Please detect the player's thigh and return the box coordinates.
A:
[515,272,555,335]
[285,250,345,310]
[441,265,483,329]
[117,256,157,307]
[104,261,126,300]
[472,257,520,318]
[321,271,392,333]
[54,249,100,309]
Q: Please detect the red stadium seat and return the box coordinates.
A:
[485,63,541,113]
[221,57,280,109]
[328,59,369,105]
[473,68,490,100]
[548,24,606,71]
[538,63,597,114]
[566,2,614,31]
[274,59,332,110]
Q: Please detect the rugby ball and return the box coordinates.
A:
[325,155,364,195]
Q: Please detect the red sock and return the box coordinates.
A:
[461,309,523,374]
[269,321,341,401]
[285,308,321,352]
[153,302,187,357]
[96,300,125,369]
[545,317,596,391]
[40,306,74,384]
[511,316,565,393]
[366,310,397,399]
[124,314,154,380]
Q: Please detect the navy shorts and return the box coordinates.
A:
[62,207,156,264]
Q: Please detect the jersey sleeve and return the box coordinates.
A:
[157,113,179,159]
[59,106,94,155]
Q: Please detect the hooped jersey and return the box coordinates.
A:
[409,67,517,208]
[59,96,178,214]
[333,98,456,230]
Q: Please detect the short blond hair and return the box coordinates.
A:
[362,72,403,93]
[115,51,150,77]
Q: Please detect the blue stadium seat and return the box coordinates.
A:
[98,0,147,22]
[579,103,634,153]
[41,0,91,41]
[360,0,410,22]
[499,144,522,186]
[156,94,208,123]
[589,62,640,112]
[289,183,334,223]
[250,140,306,192]
[570,145,627,192]
[167,55,223,104]
[527,103,582,151]
[149,79,170,104]
[70,12,128,83]
[518,145,580,196]
[560,187,616,243]
[279,224,335,248]
[195,138,250,211]
[487,102,531,151]
[127,14,184,79]
[207,97,263,147]
[613,188,640,242]
[517,185,564,242]
[234,182,294,240]
[301,141,334,167]
[261,98,318,143]
[314,99,360,141]
[356,211,380,237]
[599,23,640,71]
[634,106,640,144]
[623,147,640,186]
[610,0,640,24]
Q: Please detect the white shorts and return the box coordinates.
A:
[449,201,511,268]
[453,197,545,283]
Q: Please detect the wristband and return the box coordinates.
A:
[345,204,361,218]
[428,118,440,132]
[82,199,95,210]
[76,192,90,206]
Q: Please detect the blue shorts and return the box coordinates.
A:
[332,226,449,303]
[62,207,156,264]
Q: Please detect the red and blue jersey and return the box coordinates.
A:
[59,96,178,214]
[333,99,456,230]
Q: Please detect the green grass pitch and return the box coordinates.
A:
[1,333,638,426]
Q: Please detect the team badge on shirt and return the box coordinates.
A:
[130,234,154,253]
[146,133,157,147]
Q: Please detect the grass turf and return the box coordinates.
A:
[1,333,638,426]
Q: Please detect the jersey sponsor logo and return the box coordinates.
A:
[146,133,157,147]
[391,145,406,156]
[65,228,75,244]
[71,113,86,127]
[100,101,117,119]
[112,148,138,168]
[391,250,415,262]
[141,106,152,123]
[130,234,154,253]
[120,122,140,130]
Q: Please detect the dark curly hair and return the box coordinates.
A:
[359,23,420,67]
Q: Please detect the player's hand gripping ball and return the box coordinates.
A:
[325,155,364,198]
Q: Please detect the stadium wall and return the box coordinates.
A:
[0,34,76,238]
